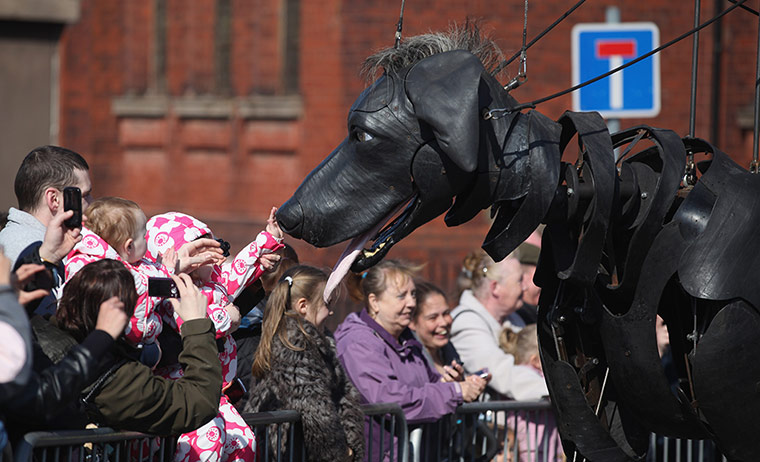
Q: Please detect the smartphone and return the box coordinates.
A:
[23,266,55,292]
[63,186,82,229]
[474,368,491,380]
[148,277,179,298]
[222,377,247,404]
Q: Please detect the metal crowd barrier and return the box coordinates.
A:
[646,434,727,462]
[8,403,732,462]
[242,410,305,462]
[13,427,176,462]
[411,400,561,462]
[414,401,729,462]
[361,403,409,462]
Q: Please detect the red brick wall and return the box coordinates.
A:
[57,0,758,327]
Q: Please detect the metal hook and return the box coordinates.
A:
[504,50,529,91]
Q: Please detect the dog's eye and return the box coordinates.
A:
[354,130,374,142]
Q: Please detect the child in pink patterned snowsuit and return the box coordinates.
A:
[64,197,175,360]
[145,208,284,462]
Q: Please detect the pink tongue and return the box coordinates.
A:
[323,202,406,303]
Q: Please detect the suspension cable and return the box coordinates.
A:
[504,0,530,91]
[726,0,759,16]
[485,0,749,118]
[751,0,760,173]
[684,0,702,185]
[493,0,588,77]
[394,0,406,49]
[689,0,701,139]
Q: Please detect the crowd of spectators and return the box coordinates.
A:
[0,145,555,462]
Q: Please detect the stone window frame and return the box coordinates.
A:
[112,0,302,120]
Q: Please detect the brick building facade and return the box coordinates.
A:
[3,0,757,326]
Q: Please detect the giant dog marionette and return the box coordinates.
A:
[276,31,760,461]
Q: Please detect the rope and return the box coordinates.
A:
[485,0,749,118]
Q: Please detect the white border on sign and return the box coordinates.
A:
[571,22,661,119]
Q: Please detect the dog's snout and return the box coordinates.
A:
[276,199,304,239]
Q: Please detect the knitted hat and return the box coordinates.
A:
[144,212,213,261]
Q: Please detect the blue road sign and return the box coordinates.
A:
[572,22,660,118]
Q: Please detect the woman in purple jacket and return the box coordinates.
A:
[335,260,487,460]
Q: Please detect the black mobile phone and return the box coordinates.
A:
[148,277,179,298]
[23,266,55,293]
[222,377,247,404]
[63,186,82,228]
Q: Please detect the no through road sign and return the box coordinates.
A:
[571,22,660,118]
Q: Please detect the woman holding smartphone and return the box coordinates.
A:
[410,280,492,383]
[55,259,255,462]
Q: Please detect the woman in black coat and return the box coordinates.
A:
[244,265,364,462]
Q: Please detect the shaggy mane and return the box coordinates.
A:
[360,21,507,83]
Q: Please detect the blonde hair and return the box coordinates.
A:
[252,265,328,379]
[456,249,521,301]
[86,197,143,250]
[499,324,538,365]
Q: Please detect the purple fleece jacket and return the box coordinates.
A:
[334,309,462,424]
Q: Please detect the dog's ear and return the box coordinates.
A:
[406,50,483,173]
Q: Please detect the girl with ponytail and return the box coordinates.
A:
[244,265,364,462]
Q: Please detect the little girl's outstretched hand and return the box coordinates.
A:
[266,207,284,240]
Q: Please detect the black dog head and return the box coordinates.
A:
[277,50,520,271]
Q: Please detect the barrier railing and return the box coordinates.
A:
[8,402,732,462]
[13,427,176,462]
[404,400,560,462]
[242,410,305,462]
[647,434,727,462]
[361,403,409,462]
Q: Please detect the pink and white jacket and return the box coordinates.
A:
[145,212,283,386]
[64,227,173,346]
[144,212,283,337]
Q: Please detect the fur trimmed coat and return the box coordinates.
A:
[244,316,365,462]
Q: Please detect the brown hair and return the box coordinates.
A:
[412,280,448,320]
[86,197,143,251]
[499,324,538,365]
[252,265,328,378]
[359,260,423,307]
[14,145,89,212]
[259,243,299,293]
[57,259,137,342]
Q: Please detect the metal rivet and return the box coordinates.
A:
[567,188,574,196]
[641,192,648,199]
